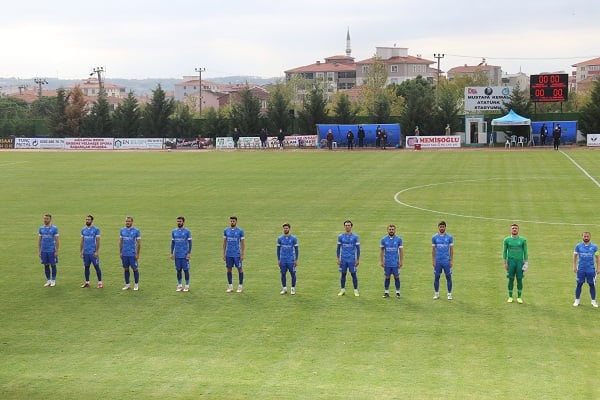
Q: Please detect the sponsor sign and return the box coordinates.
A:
[405,135,461,149]
[587,134,600,147]
[113,138,164,149]
[0,137,14,149]
[216,137,235,149]
[64,138,114,150]
[464,86,512,112]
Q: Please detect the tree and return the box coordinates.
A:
[229,86,262,135]
[395,76,436,135]
[83,93,112,137]
[372,93,391,124]
[266,82,292,133]
[579,79,600,136]
[331,92,358,124]
[501,81,532,117]
[141,84,175,137]
[49,88,69,137]
[169,102,195,138]
[112,91,141,137]
[358,56,388,119]
[432,83,463,134]
[64,86,87,137]
[204,107,230,141]
[297,84,328,133]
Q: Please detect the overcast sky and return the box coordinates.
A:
[1,0,598,80]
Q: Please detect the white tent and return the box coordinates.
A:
[491,110,532,145]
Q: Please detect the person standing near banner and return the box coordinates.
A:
[552,124,561,150]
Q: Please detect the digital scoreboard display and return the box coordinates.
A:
[530,74,569,102]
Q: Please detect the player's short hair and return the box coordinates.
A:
[511,223,519,228]
[388,224,396,229]
[177,216,185,222]
[230,216,237,221]
[438,221,446,227]
[44,213,52,218]
[344,220,353,226]
[126,216,134,222]
[87,214,94,221]
[282,223,290,228]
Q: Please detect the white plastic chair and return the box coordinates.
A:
[510,135,517,147]
[517,136,525,147]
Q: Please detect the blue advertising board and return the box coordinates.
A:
[317,124,402,147]
[531,121,577,145]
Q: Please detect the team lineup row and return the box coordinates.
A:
[38,214,600,305]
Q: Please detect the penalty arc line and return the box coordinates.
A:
[393,177,600,227]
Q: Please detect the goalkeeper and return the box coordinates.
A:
[502,224,528,304]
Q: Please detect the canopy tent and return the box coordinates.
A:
[491,110,532,145]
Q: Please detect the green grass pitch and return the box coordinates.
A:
[1,148,599,399]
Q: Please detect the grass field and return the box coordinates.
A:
[1,147,600,399]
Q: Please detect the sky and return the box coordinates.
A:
[1,0,599,81]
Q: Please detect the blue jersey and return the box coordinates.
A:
[224,227,244,257]
[120,227,141,257]
[432,233,454,264]
[337,233,360,261]
[380,235,403,267]
[277,234,299,262]
[171,228,192,258]
[39,225,59,252]
[574,242,599,272]
[81,226,100,254]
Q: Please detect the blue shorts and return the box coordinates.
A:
[279,261,296,274]
[174,258,190,271]
[339,259,357,274]
[121,256,138,269]
[82,254,99,268]
[225,256,242,269]
[383,266,400,277]
[576,269,596,285]
[434,263,452,277]
[40,252,57,265]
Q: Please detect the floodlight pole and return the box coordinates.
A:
[433,53,445,105]
[92,67,105,96]
[195,67,206,115]
[33,78,48,99]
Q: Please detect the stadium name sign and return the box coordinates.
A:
[405,135,461,149]
[464,86,513,112]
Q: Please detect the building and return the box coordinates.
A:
[69,77,127,98]
[447,62,503,86]
[501,72,528,89]
[355,46,435,86]
[572,57,600,93]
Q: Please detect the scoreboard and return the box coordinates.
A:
[530,74,569,102]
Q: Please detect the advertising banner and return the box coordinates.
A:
[405,135,461,149]
[64,138,114,150]
[0,137,14,149]
[113,138,164,150]
[216,137,235,149]
[587,134,600,147]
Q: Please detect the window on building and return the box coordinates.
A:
[391,65,398,73]
[327,72,334,81]
[362,65,370,74]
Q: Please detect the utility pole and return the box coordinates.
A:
[195,67,206,115]
[34,78,48,99]
[91,67,105,96]
[433,53,445,105]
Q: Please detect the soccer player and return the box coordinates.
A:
[502,224,528,303]
[337,220,361,297]
[119,216,141,291]
[380,224,403,299]
[80,215,102,288]
[223,216,245,293]
[572,231,599,307]
[171,216,192,292]
[432,221,454,300]
[277,223,299,295]
[38,213,59,287]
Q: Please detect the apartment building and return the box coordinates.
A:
[355,46,435,86]
[572,57,600,93]
[447,63,503,86]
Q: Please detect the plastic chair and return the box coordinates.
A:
[505,138,511,148]
[517,136,526,147]
[510,135,517,147]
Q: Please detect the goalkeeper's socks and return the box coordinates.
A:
[517,290,522,297]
